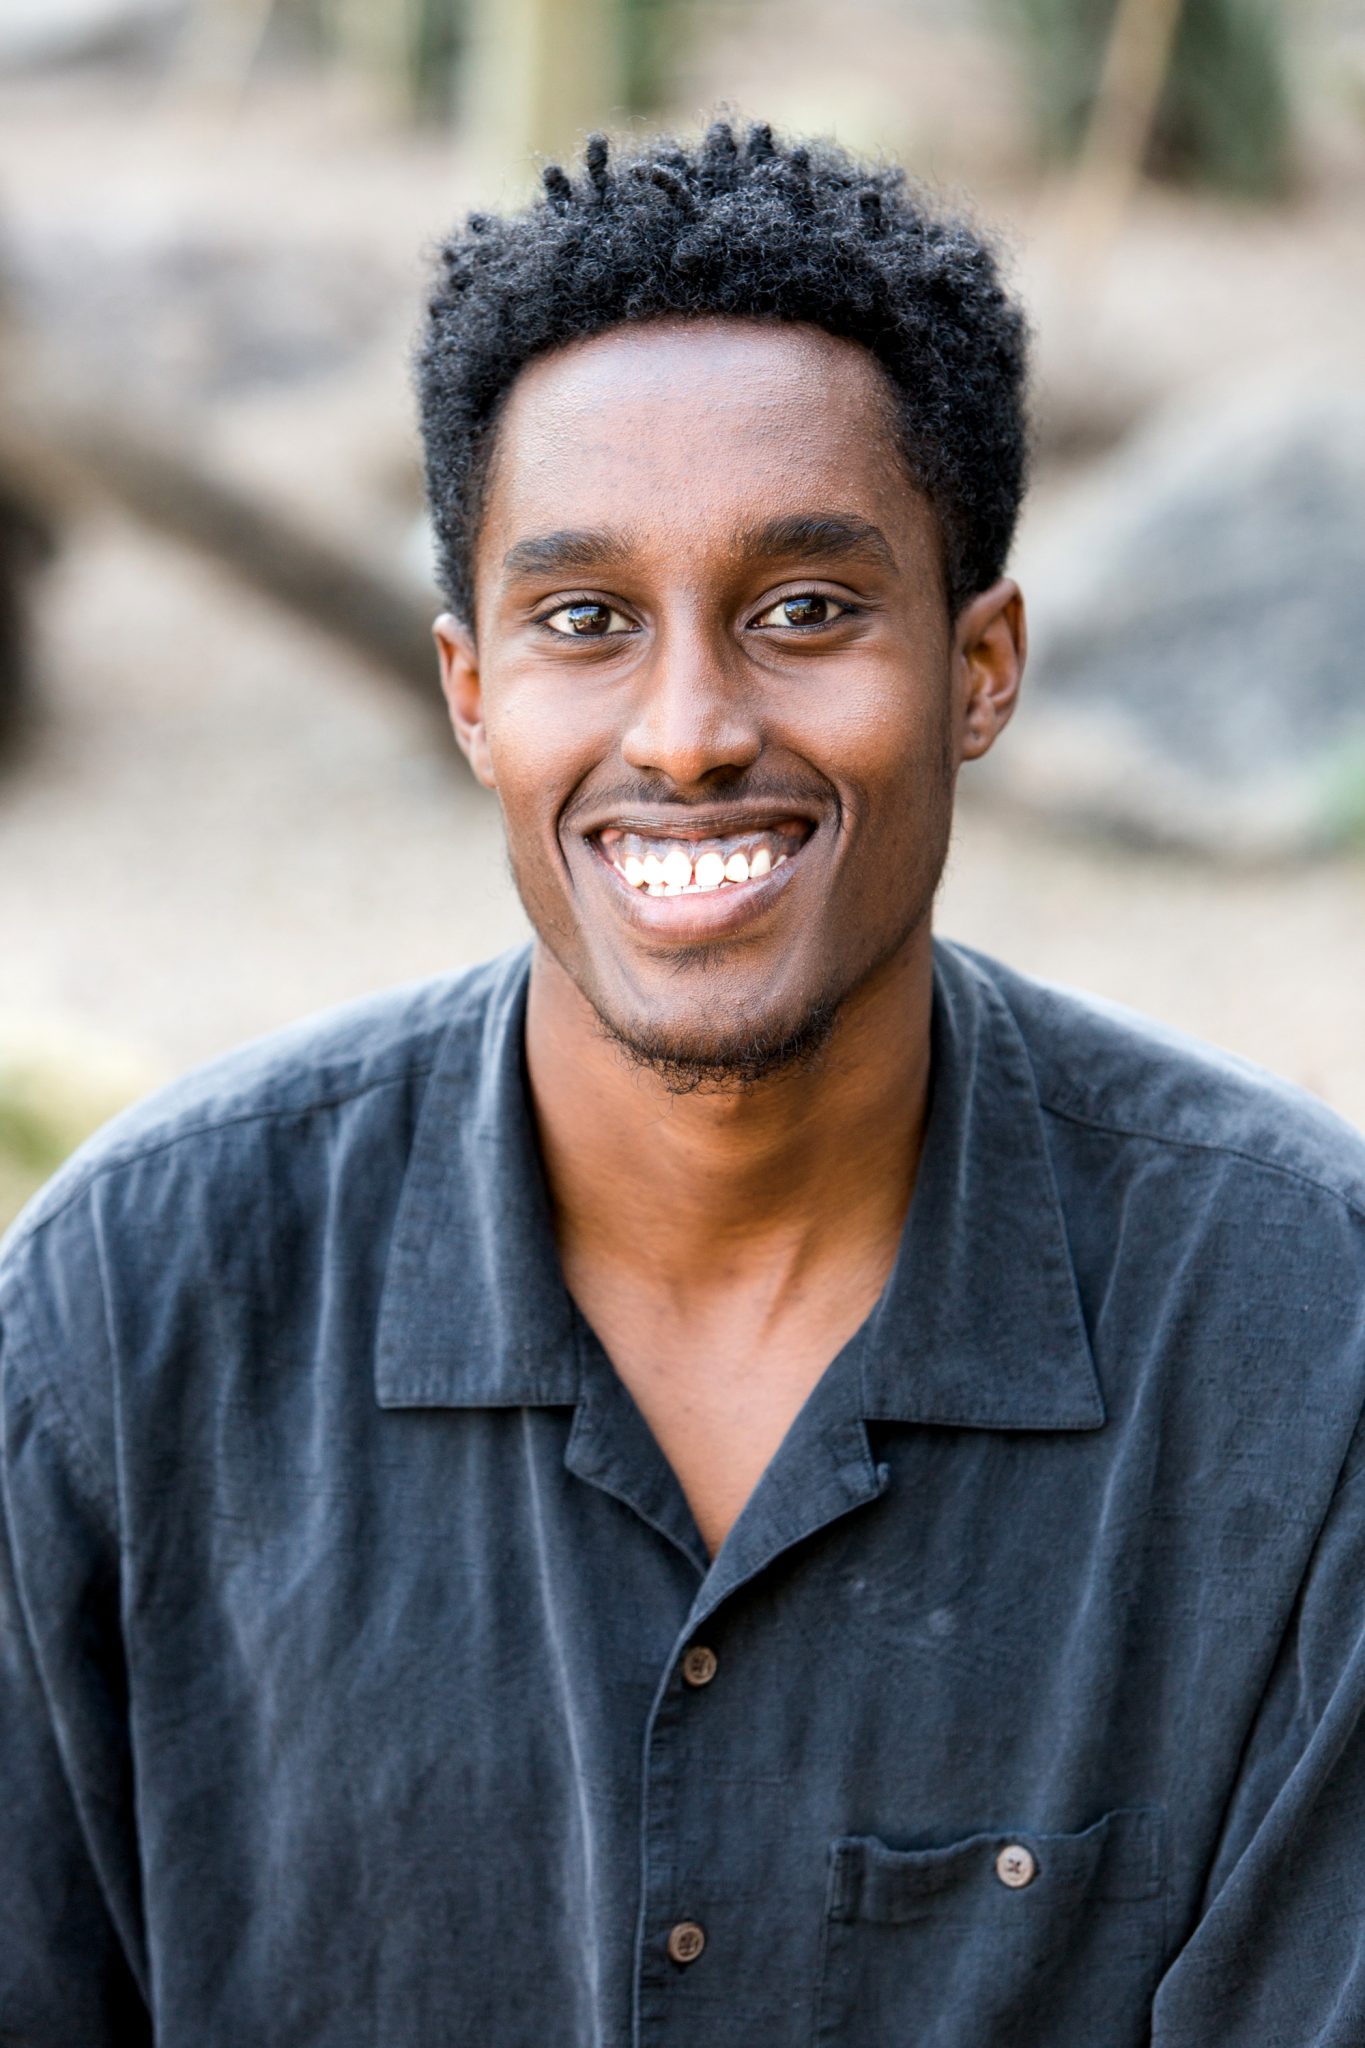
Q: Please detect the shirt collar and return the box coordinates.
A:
[375,950,581,1409]
[375,941,1104,1434]
[857,942,1104,1431]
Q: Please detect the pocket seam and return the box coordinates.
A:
[828,1807,1164,1924]
[814,1807,1168,2047]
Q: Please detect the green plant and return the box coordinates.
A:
[1000,0,1294,196]
[0,1084,75,1233]
[0,1055,143,1235]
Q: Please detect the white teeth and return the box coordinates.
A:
[612,832,800,899]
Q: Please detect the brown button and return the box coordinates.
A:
[995,1843,1037,1890]
[667,1920,706,1965]
[681,1645,718,1688]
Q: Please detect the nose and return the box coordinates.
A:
[620,626,762,789]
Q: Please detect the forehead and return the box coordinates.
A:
[480,317,916,551]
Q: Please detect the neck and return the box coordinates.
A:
[525,934,935,1293]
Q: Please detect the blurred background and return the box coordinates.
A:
[2,0,1364,1221]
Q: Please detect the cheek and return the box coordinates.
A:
[794,662,952,835]
[482,675,605,837]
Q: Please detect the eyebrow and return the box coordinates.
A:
[736,514,896,570]
[500,512,895,581]
[502,529,632,578]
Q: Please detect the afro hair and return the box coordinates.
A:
[417,119,1029,624]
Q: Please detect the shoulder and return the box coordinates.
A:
[0,949,526,1521]
[0,949,528,1371]
[0,948,529,1492]
[6,951,524,1243]
[944,938,1365,1223]
[941,942,1365,1487]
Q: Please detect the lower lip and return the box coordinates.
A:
[585,839,808,941]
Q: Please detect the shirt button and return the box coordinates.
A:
[667,1920,707,1965]
[681,1645,718,1688]
[995,1843,1037,1890]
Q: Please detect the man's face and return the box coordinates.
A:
[439,317,1019,1086]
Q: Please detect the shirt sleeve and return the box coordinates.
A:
[0,1267,152,2045]
[1152,1437,1365,2045]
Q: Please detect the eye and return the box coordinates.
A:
[542,601,635,637]
[752,593,849,630]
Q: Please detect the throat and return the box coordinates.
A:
[563,1239,900,1557]
[525,929,936,1550]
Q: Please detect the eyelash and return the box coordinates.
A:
[752,594,859,631]
[533,592,861,637]
[534,598,634,638]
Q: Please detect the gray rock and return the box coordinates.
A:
[985,376,1365,859]
[0,0,179,69]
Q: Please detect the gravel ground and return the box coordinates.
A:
[4,517,1363,1148]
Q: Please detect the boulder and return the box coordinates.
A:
[983,376,1365,859]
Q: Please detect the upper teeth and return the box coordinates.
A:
[606,832,792,893]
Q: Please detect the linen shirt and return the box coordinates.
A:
[4,938,1365,2047]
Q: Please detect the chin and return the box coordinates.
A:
[592,988,841,1096]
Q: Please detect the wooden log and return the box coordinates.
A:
[1,364,446,711]
[461,0,624,187]
[1061,0,1187,263]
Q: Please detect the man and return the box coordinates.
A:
[3,121,1364,2047]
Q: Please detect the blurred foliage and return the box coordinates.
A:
[270,0,685,123]
[266,0,464,119]
[402,0,466,121]
[620,0,688,115]
[0,1077,77,1233]
[1321,738,1365,855]
[1000,0,1294,196]
[0,1053,143,1235]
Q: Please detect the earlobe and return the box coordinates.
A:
[955,578,1026,763]
[434,613,497,789]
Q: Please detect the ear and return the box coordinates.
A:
[952,578,1026,764]
[434,613,497,790]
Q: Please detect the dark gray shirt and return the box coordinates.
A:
[4,939,1365,2047]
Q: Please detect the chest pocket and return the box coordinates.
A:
[814,1807,1165,2048]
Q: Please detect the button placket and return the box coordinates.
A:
[636,1607,739,2033]
[635,1653,696,2034]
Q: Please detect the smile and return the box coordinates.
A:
[594,820,810,895]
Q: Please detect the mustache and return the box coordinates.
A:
[562,773,834,827]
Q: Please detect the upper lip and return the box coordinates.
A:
[575,802,823,841]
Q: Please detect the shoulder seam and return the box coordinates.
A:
[11,1062,440,1246]
[1040,1093,1365,1227]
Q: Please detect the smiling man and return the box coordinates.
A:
[4,123,1365,2048]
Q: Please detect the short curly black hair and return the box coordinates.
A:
[417,119,1029,624]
